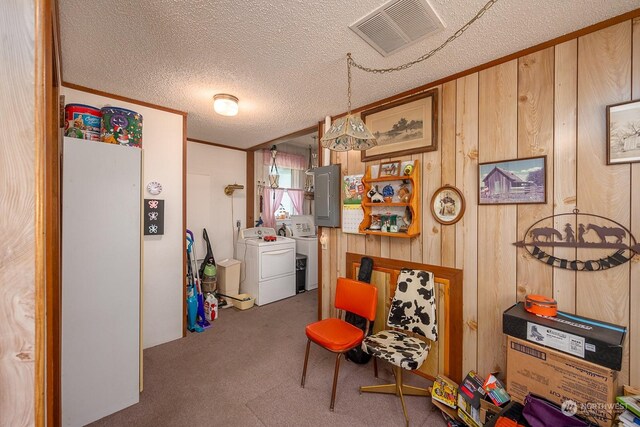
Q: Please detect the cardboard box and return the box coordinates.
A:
[479,400,501,425]
[503,302,626,371]
[458,371,486,426]
[506,336,617,427]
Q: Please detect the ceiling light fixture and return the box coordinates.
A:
[213,94,239,116]
[322,0,498,152]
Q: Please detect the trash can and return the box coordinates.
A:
[217,258,241,306]
[296,254,307,294]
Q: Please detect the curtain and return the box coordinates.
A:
[262,187,284,229]
[262,149,306,170]
[287,189,304,216]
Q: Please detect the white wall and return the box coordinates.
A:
[60,87,184,349]
[187,142,246,262]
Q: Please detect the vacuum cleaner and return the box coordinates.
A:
[187,229,211,329]
[185,232,203,333]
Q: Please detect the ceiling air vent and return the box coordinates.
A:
[349,0,445,57]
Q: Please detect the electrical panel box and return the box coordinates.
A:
[314,164,341,227]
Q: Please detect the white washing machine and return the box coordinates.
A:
[290,215,318,291]
[235,227,296,306]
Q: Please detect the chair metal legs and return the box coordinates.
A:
[360,364,430,426]
[329,353,342,411]
[300,339,344,411]
[301,339,311,388]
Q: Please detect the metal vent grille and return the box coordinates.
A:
[349,0,445,57]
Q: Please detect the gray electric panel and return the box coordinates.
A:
[314,164,341,227]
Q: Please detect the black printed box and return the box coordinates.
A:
[503,302,625,371]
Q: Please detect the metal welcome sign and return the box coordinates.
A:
[514,210,639,271]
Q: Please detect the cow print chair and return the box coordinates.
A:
[360,268,437,426]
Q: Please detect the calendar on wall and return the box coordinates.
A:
[342,174,364,234]
[342,204,364,234]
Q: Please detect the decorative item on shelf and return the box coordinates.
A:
[397,182,411,203]
[100,106,143,148]
[370,165,380,179]
[431,185,465,225]
[380,214,398,233]
[607,99,640,164]
[479,156,546,205]
[367,185,384,203]
[400,208,412,232]
[380,161,401,177]
[64,104,102,141]
[403,163,414,176]
[382,185,394,203]
[389,215,399,233]
[370,214,382,230]
[359,159,421,237]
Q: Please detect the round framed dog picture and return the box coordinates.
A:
[431,185,465,225]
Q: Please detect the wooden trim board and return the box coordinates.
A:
[188,137,246,152]
[328,8,640,122]
[61,81,187,117]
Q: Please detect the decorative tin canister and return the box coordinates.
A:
[100,107,143,148]
[64,104,102,141]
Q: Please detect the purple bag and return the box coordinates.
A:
[522,395,590,427]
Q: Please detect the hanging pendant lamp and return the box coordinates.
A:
[321,0,499,152]
[321,53,377,152]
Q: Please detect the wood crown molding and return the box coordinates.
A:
[187,137,246,152]
[61,81,188,117]
[248,124,319,152]
[329,7,640,121]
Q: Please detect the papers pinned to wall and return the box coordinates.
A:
[342,174,364,234]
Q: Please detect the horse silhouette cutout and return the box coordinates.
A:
[586,223,626,244]
[530,227,563,242]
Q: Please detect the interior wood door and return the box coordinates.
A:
[62,137,141,426]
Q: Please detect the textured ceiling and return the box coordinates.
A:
[59,0,639,149]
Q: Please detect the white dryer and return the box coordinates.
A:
[235,227,296,306]
[290,215,318,291]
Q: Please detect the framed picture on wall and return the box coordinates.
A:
[607,99,640,164]
[360,89,438,162]
[431,185,465,225]
[478,156,547,205]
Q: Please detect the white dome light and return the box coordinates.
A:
[213,94,239,116]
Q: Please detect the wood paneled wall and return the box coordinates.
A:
[321,19,640,387]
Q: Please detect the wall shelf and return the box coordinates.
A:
[359,160,420,238]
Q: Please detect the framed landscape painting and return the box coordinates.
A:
[360,89,438,162]
[607,99,640,164]
[478,156,547,205]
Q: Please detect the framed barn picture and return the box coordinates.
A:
[360,89,438,162]
[478,156,547,205]
[607,99,640,164]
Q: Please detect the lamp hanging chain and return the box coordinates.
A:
[347,0,499,74]
[347,53,352,114]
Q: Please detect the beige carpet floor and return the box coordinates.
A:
[89,290,448,426]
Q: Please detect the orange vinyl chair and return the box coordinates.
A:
[300,277,378,411]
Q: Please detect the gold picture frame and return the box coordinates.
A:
[431,185,465,225]
[360,89,438,162]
